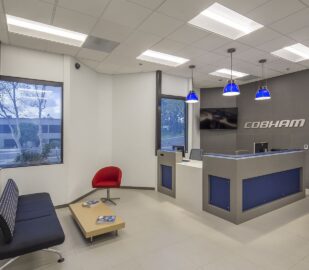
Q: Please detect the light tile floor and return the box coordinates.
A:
[2,189,309,270]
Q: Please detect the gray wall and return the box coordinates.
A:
[200,87,237,154]
[200,69,309,186]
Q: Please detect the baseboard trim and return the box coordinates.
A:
[120,186,155,190]
[55,186,155,208]
[55,189,98,209]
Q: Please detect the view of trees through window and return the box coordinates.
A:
[0,76,63,168]
[160,97,187,151]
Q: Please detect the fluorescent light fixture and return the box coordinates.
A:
[136,50,189,67]
[188,2,263,40]
[6,15,87,47]
[210,68,248,79]
[271,43,309,62]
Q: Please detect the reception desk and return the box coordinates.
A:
[157,150,306,224]
[203,150,305,224]
[176,160,203,211]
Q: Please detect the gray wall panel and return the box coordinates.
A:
[200,87,237,154]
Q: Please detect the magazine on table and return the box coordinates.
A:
[82,199,100,207]
[96,215,116,224]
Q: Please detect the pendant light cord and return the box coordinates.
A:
[191,67,194,90]
[230,51,232,81]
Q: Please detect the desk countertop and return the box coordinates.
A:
[177,160,203,169]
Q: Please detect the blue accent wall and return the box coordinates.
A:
[161,165,172,190]
[243,168,301,211]
[209,175,230,211]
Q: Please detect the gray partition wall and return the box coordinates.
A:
[200,69,309,187]
[157,150,182,198]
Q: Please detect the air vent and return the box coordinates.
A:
[237,75,260,82]
[82,36,119,53]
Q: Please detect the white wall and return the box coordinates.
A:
[0,45,113,205]
[0,45,201,202]
[112,72,200,188]
[112,73,157,188]
[67,60,113,201]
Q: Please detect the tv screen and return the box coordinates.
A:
[200,108,238,130]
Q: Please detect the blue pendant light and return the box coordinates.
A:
[186,65,199,103]
[255,86,271,100]
[255,59,271,101]
[223,48,240,96]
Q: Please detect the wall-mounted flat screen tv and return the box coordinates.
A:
[200,108,238,130]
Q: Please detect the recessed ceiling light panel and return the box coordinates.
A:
[6,15,88,47]
[210,68,249,79]
[271,43,309,62]
[136,50,189,67]
[188,2,263,40]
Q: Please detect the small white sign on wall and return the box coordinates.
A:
[244,119,306,129]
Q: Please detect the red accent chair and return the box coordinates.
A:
[92,166,122,205]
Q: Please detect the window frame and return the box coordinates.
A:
[157,94,188,154]
[0,75,64,169]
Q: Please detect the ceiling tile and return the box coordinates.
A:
[266,59,306,74]
[91,19,134,43]
[57,0,110,18]
[216,0,270,13]
[288,26,309,42]
[123,30,161,52]
[157,0,214,22]
[247,0,305,26]
[212,41,252,56]
[238,27,282,47]
[151,39,186,54]
[77,58,101,70]
[270,8,309,34]
[257,36,295,53]
[126,0,166,10]
[53,6,97,33]
[46,42,79,56]
[138,12,184,38]
[175,45,207,59]
[167,24,209,45]
[96,61,120,74]
[9,33,50,51]
[40,0,56,3]
[102,0,152,28]
[235,48,278,65]
[193,34,230,51]
[4,0,54,24]
[77,48,108,61]
[191,51,225,66]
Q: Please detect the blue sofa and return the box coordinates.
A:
[0,179,65,269]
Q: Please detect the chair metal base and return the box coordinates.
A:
[0,248,64,270]
[101,188,120,205]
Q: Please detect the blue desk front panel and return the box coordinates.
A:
[243,168,301,211]
[161,165,172,190]
[209,175,230,211]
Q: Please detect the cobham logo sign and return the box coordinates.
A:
[244,119,306,129]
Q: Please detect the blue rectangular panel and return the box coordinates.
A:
[243,168,301,211]
[209,175,230,211]
[161,165,172,190]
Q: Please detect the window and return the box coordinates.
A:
[159,96,188,152]
[0,76,63,168]
[49,125,61,133]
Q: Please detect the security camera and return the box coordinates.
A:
[75,63,81,69]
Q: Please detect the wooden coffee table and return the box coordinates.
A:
[69,201,125,242]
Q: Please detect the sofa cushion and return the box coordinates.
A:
[0,214,65,260]
[0,179,19,243]
[15,193,54,222]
